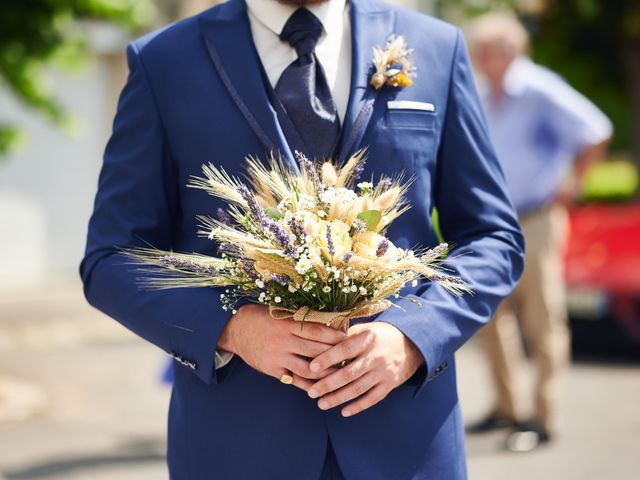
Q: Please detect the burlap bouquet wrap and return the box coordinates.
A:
[269,300,392,333]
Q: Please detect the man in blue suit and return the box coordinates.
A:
[80,0,524,478]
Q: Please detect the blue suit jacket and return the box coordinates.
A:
[80,0,524,478]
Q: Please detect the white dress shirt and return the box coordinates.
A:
[215,0,352,369]
[246,0,352,121]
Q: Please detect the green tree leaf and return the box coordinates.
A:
[0,0,156,157]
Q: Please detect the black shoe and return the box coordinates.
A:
[505,421,551,452]
[466,412,518,433]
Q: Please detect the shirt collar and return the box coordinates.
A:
[502,56,533,98]
[245,0,347,37]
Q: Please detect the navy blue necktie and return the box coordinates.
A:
[275,8,341,161]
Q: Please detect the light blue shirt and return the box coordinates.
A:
[481,57,612,215]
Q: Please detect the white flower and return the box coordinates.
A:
[317,210,327,218]
[359,286,367,295]
[322,286,331,293]
[350,285,358,292]
[295,256,313,274]
[357,182,373,190]
[274,296,282,303]
[411,279,418,287]
[288,285,298,293]
[255,279,265,288]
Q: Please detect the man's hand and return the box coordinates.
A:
[306,322,424,417]
[217,304,346,391]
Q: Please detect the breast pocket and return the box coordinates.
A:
[380,108,439,173]
[386,108,437,131]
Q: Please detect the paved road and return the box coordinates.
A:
[1,285,639,479]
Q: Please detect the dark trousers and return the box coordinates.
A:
[318,441,346,480]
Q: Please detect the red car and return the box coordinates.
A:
[565,203,640,350]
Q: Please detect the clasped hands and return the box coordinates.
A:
[218,304,424,417]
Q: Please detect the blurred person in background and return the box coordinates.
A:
[467,12,612,451]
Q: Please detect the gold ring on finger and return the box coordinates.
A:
[280,372,294,385]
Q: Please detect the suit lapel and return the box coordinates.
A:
[198,0,298,171]
[337,0,395,165]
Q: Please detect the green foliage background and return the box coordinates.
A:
[0,0,155,154]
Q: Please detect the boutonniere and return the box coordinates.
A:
[370,35,416,90]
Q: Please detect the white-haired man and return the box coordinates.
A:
[468,13,612,451]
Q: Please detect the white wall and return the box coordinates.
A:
[0,54,124,289]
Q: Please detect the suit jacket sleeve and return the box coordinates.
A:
[79,42,234,385]
[375,29,525,396]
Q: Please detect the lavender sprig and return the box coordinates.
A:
[429,272,467,286]
[295,150,324,193]
[288,218,304,241]
[422,242,449,261]
[237,184,293,253]
[241,260,258,280]
[219,242,241,257]
[265,218,293,252]
[352,155,367,180]
[159,256,217,275]
[376,238,389,257]
[271,274,290,286]
[326,225,335,257]
[237,184,264,224]
[216,208,231,226]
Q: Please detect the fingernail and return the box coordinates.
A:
[342,410,352,417]
[318,400,328,410]
[308,389,318,398]
[310,362,320,372]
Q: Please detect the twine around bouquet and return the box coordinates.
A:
[269,300,392,333]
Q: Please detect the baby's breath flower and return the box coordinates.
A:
[295,256,313,274]
[357,181,373,195]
